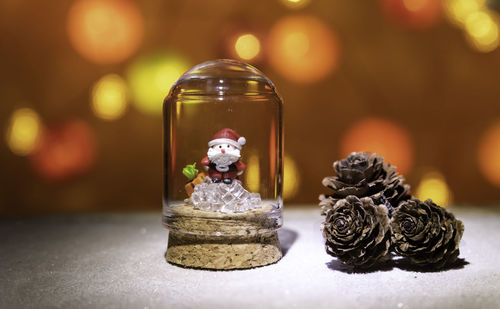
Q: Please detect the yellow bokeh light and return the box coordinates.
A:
[127,53,190,116]
[6,108,43,156]
[477,121,500,188]
[234,34,261,60]
[91,74,128,120]
[443,0,485,26]
[415,170,453,207]
[242,153,298,199]
[464,11,499,52]
[245,154,260,192]
[267,16,340,84]
[67,0,144,64]
[280,0,311,10]
[283,155,300,200]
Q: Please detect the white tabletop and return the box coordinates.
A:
[1,207,499,308]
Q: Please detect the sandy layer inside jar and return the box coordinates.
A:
[164,202,281,236]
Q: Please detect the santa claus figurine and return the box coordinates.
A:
[201,128,246,184]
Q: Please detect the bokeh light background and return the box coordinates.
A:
[1,0,500,215]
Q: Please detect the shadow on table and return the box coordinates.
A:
[394,258,469,273]
[326,259,395,274]
[278,228,298,257]
[326,257,469,274]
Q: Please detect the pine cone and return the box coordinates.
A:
[323,195,392,268]
[319,152,410,216]
[391,198,464,269]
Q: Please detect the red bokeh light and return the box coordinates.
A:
[477,121,500,188]
[379,0,442,29]
[340,117,414,174]
[30,120,97,181]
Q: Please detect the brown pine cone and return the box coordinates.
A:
[322,195,392,268]
[391,198,464,269]
[319,152,410,216]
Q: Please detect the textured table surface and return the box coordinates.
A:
[1,207,499,309]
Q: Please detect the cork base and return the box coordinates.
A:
[166,231,282,270]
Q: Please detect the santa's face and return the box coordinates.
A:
[207,143,240,167]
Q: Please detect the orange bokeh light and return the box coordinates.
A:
[267,15,340,84]
[379,0,442,29]
[67,0,144,64]
[477,121,500,187]
[30,120,97,181]
[340,117,414,174]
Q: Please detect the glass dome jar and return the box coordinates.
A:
[163,59,283,269]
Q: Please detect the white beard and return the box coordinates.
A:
[208,148,240,172]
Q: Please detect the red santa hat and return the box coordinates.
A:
[208,128,246,150]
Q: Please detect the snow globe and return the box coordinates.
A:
[163,59,283,269]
